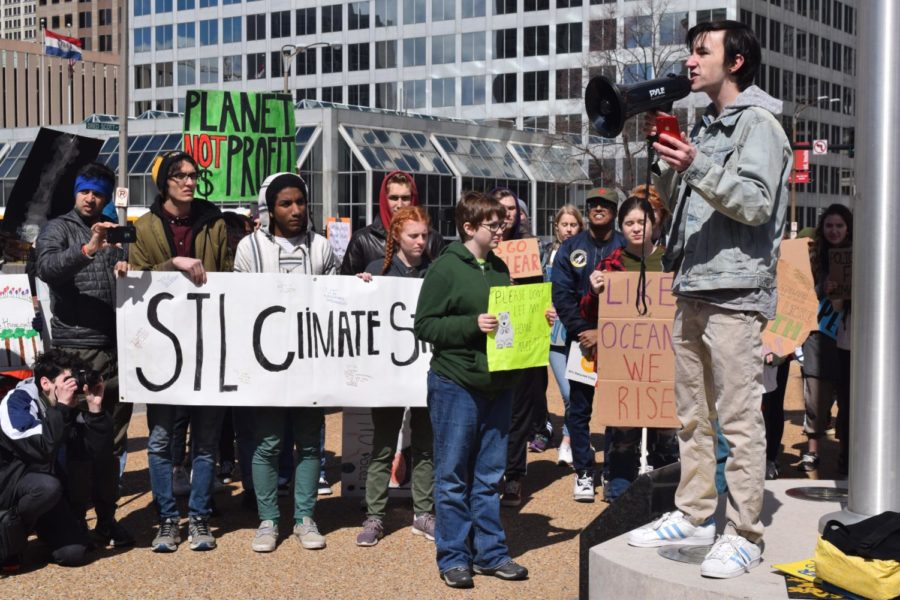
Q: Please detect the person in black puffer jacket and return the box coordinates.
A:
[339,170,444,275]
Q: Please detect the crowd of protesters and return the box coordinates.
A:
[0,19,854,589]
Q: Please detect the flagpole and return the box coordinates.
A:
[39,23,45,127]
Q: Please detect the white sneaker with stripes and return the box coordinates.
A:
[626,510,715,548]
[700,534,762,578]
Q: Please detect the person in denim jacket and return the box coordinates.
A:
[626,20,791,580]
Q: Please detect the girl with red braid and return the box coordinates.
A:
[354,206,436,546]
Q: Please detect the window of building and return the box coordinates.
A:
[524,0,548,10]
[404,79,426,108]
[433,0,454,20]
[349,42,370,70]
[177,22,195,48]
[98,8,111,25]
[199,57,218,83]
[156,0,172,13]
[271,10,290,38]
[322,86,342,103]
[247,14,265,41]
[200,19,217,45]
[375,40,397,68]
[134,27,151,52]
[77,10,90,27]
[156,61,173,86]
[374,0,396,26]
[461,31,485,61]
[403,37,426,66]
[433,77,456,107]
[660,12,687,46]
[461,75,485,105]
[296,88,316,102]
[462,0,484,18]
[349,1,370,29]
[492,72,516,103]
[783,24,793,57]
[178,60,195,86]
[348,83,370,106]
[296,7,316,35]
[135,0,151,17]
[223,54,242,81]
[247,52,265,80]
[156,24,173,50]
[769,20,781,53]
[796,29,806,62]
[782,69,793,102]
[376,82,397,109]
[177,0,194,8]
[523,25,549,56]
[556,22,581,53]
[589,19,616,51]
[494,28,516,59]
[199,0,217,7]
[821,38,830,69]
[523,70,548,101]
[322,4,342,32]
[270,51,284,78]
[555,68,581,100]
[403,0,426,23]
[624,16,651,49]
[832,41,841,72]
[695,8,726,23]
[432,34,455,64]
[754,14,767,48]
[135,64,152,88]
[623,63,651,83]
[809,33,819,64]
[494,0,515,14]
[322,45,342,73]
[556,113,581,134]
[295,48,316,75]
[99,35,112,51]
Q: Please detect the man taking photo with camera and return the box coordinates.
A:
[625,21,791,579]
[0,350,115,572]
[34,161,133,548]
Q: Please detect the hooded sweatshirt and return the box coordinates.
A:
[339,170,445,274]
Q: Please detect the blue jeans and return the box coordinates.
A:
[147,404,225,519]
[549,347,570,438]
[427,371,512,573]
[566,380,595,473]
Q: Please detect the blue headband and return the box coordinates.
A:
[74,175,113,202]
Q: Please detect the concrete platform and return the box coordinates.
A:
[588,479,846,599]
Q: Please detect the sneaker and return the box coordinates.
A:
[798,452,819,472]
[218,460,234,484]
[627,510,716,548]
[528,434,549,453]
[251,520,278,553]
[188,516,216,551]
[317,476,332,496]
[151,517,181,553]
[765,460,780,481]
[573,471,595,502]
[294,517,326,550]
[441,566,474,589]
[93,519,135,548]
[473,560,529,581]
[172,466,191,497]
[557,442,573,466]
[356,516,384,547]
[700,534,762,578]
[411,513,436,541]
[501,479,522,507]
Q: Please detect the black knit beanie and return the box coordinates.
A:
[152,151,198,193]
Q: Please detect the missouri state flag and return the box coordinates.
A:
[44,29,82,61]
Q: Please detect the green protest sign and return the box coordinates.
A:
[182,90,296,202]
[486,283,551,372]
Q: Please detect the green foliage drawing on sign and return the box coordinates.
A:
[486,283,552,372]
[183,90,297,203]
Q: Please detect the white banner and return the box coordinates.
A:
[116,272,430,407]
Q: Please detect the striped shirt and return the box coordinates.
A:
[273,234,310,274]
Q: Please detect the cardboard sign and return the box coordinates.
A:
[486,282,551,371]
[492,238,542,279]
[326,217,351,265]
[116,272,430,407]
[341,407,413,499]
[762,239,819,357]
[183,90,297,202]
[565,341,597,386]
[595,272,678,428]
[827,247,851,299]
[0,275,43,371]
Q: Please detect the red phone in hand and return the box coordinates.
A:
[655,114,683,143]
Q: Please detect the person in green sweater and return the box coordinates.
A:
[414,191,528,589]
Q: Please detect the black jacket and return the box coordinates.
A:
[339,216,445,275]
[35,210,126,348]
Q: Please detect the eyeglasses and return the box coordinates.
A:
[170,172,199,182]
[387,194,413,202]
[480,221,506,233]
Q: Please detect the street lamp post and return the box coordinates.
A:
[789,95,840,237]
[281,42,339,96]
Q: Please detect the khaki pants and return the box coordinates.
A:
[673,299,767,543]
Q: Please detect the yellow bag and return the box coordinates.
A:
[815,537,900,600]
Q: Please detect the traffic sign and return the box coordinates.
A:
[790,171,810,184]
[793,149,810,171]
[813,139,829,155]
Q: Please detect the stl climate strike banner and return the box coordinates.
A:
[116,273,429,407]
[183,90,296,203]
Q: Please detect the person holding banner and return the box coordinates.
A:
[799,204,853,475]
[34,161,133,548]
[353,205,436,547]
[233,172,337,552]
[414,191,527,589]
[551,187,626,502]
[542,205,585,466]
[339,171,444,276]
[626,21,790,579]
[129,151,233,553]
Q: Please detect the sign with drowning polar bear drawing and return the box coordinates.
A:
[116,272,430,407]
[486,283,552,372]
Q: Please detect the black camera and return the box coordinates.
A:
[72,369,102,390]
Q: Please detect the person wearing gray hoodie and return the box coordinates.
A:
[626,20,791,580]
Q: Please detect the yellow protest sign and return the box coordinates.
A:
[486,283,551,371]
